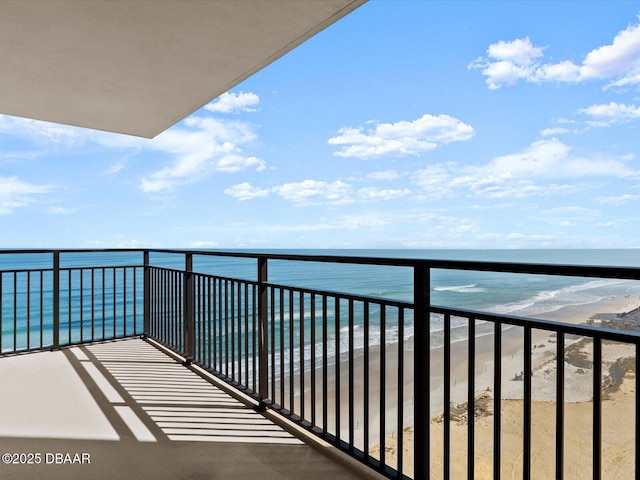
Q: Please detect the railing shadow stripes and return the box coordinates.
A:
[86,339,302,445]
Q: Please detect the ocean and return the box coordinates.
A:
[2,249,640,359]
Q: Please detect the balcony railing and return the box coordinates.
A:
[1,248,639,480]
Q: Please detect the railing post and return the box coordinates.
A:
[51,251,60,351]
[142,250,150,339]
[414,262,430,479]
[183,252,194,364]
[255,256,268,412]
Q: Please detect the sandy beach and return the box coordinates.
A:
[278,289,640,478]
[369,291,640,479]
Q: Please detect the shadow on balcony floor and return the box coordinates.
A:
[0,338,380,480]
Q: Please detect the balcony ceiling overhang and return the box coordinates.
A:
[0,0,365,138]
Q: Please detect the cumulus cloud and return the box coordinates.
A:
[487,37,545,65]
[579,102,640,126]
[413,138,632,199]
[204,91,260,114]
[216,155,266,173]
[328,114,474,159]
[137,92,264,192]
[1,96,266,195]
[140,116,265,192]
[223,182,270,201]
[469,37,546,89]
[581,21,640,81]
[224,179,355,206]
[357,187,411,200]
[273,180,353,206]
[470,18,640,89]
[0,176,52,214]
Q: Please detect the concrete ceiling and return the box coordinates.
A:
[0,0,366,138]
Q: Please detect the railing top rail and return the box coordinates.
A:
[149,248,640,280]
[0,248,143,255]
[1,248,640,280]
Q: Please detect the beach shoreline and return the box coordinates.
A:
[367,288,640,478]
[282,286,640,477]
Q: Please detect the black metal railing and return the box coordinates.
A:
[2,248,640,480]
[0,250,144,353]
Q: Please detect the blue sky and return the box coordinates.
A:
[2,1,640,249]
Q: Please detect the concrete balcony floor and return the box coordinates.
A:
[0,338,381,480]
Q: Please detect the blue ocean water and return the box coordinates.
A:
[157,248,640,368]
[2,249,640,360]
[0,251,144,352]
[180,247,640,317]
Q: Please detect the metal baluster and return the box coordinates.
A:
[468,316,476,480]
[494,321,502,480]
[556,332,564,480]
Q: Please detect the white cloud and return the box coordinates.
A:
[470,181,572,199]
[204,91,260,114]
[540,127,570,137]
[216,155,266,173]
[357,187,411,200]
[115,239,148,248]
[484,138,628,178]
[1,103,266,195]
[487,37,545,65]
[0,115,83,143]
[413,164,458,198]
[47,206,77,215]
[225,179,355,206]
[622,169,640,180]
[366,169,402,181]
[140,116,264,192]
[323,213,392,230]
[535,60,582,83]
[597,193,640,205]
[224,182,270,201]
[186,241,220,248]
[471,19,640,89]
[579,102,640,126]
[220,213,394,235]
[607,71,640,89]
[469,37,545,89]
[540,205,600,217]
[105,161,126,175]
[597,216,640,228]
[581,21,640,82]
[328,114,474,159]
[0,176,52,214]
[534,206,600,226]
[413,138,632,199]
[230,137,616,206]
[272,180,353,206]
